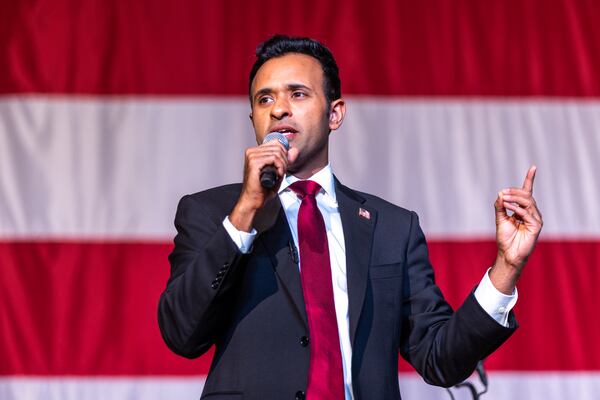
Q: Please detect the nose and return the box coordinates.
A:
[271,97,291,120]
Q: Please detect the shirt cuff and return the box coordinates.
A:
[474,267,518,327]
[222,216,257,254]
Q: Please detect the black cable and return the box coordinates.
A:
[445,388,456,400]
[444,360,489,400]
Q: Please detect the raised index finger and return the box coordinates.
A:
[522,165,537,193]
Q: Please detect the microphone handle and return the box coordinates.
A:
[260,165,278,188]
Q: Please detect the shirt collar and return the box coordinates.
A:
[279,164,337,203]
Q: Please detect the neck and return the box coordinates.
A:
[290,162,328,180]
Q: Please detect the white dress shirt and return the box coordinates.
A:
[222,164,517,400]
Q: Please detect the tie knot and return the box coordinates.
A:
[290,180,321,198]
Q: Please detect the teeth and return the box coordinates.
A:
[272,129,295,135]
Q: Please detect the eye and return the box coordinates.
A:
[257,96,273,105]
[292,91,306,98]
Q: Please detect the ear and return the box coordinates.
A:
[249,112,253,121]
[328,98,346,131]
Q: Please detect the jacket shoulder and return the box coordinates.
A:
[186,183,242,202]
[359,190,412,215]
[338,181,416,220]
[177,183,242,218]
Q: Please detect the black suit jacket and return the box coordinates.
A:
[158,179,517,400]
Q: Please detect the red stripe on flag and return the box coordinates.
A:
[428,240,600,372]
[1,240,597,375]
[0,241,210,376]
[2,1,600,96]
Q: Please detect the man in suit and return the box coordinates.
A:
[158,35,542,400]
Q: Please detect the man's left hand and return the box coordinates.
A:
[490,166,543,294]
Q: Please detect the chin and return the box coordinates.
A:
[286,159,302,175]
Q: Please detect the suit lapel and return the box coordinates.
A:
[253,196,308,328]
[250,179,377,338]
[335,179,377,344]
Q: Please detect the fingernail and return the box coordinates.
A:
[502,189,510,194]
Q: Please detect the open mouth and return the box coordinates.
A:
[280,130,296,138]
[271,126,297,134]
[270,126,298,139]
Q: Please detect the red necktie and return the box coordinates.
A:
[290,180,345,400]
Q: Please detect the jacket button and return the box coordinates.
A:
[299,336,309,347]
[211,282,218,289]
[295,391,305,400]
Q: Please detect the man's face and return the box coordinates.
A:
[249,53,344,177]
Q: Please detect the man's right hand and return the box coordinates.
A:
[229,140,297,232]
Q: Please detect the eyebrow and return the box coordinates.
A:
[253,83,312,101]
[287,83,311,92]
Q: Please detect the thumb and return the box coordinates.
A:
[287,147,299,164]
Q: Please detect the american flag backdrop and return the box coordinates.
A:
[1,1,599,399]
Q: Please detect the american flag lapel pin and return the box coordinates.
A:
[358,207,371,220]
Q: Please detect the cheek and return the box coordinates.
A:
[251,112,268,130]
[300,110,325,129]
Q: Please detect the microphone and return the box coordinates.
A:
[288,240,299,264]
[260,132,290,188]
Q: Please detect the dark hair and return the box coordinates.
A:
[248,35,341,104]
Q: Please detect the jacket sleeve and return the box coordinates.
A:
[399,211,517,387]
[157,194,246,359]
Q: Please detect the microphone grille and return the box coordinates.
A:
[262,132,289,150]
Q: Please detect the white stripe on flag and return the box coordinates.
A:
[1,96,598,238]
[2,373,600,400]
